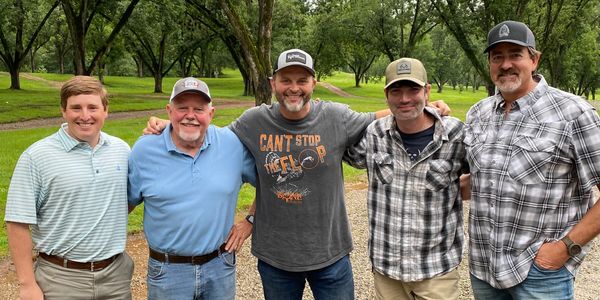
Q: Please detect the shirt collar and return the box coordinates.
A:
[58,123,109,152]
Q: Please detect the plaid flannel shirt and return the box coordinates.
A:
[465,75,600,289]
[344,107,468,281]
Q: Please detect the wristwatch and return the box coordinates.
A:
[245,214,254,225]
[561,235,582,256]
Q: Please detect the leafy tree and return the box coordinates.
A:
[0,0,59,89]
[367,0,437,61]
[125,0,199,93]
[186,0,274,105]
[60,0,140,75]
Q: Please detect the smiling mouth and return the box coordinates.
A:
[76,122,94,127]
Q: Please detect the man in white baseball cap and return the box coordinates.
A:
[128,77,256,299]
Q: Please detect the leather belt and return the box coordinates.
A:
[39,252,120,272]
[149,244,227,265]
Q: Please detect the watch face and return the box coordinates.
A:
[246,215,254,224]
[569,244,582,256]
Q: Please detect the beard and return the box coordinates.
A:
[392,100,426,121]
[275,92,310,112]
[178,130,202,142]
[494,70,522,94]
[177,122,203,142]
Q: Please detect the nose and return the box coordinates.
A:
[499,57,512,70]
[80,107,91,119]
[184,108,196,118]
[289,82,300,92]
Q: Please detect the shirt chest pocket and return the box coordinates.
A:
[372,153,394,185]
[508,136,568,184]
[425,159,455,191]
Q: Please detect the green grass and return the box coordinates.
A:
[0,69,254,124]
[315,71,488,121]
[0,70,487,258]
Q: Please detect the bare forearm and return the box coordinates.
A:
[374,109,391,119]
[7,222,36,285]
[566,191,600,245]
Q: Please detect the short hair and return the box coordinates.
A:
[60,76,108,110]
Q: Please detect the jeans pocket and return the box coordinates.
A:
[147,258,165,279]
[531,261,563,273]
[220,251,236,267]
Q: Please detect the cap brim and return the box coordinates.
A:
[384,78,425,89]
[274,63,315,76]
[170,90,212,102]
[484,40,532,53]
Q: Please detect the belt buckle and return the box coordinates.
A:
[91,261,95,272]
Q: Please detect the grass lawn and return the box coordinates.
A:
[0,70,485,257]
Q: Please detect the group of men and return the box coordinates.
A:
[6,20,600,300]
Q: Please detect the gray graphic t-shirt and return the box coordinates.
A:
[230,100,374,271]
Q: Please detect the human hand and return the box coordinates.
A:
[143,116,169,135]
[19,282,44,300]
[429,100,451,116]
[534,240,569,270]
[224,220,253,252]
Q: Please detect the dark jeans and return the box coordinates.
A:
[258,255,355,300]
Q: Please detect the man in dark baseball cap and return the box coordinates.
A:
[484,20,536,53]
[466,20,600,300]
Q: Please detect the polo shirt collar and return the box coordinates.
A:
[58,123,109,152]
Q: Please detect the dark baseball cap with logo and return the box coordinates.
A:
[484,20,536,53]
[273,49,315,76]
[169,77,211,103]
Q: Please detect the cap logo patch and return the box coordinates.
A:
[286,52,307,64]
[499,24,510,38]
[183,79,199,88]
[396,61,411,74]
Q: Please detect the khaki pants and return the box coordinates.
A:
[373,268,459,300]
[35,252,134,300]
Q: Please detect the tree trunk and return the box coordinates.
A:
[153,73,163,93]
[30,51,35,73]
[59,54,65,74]
[486,82,495,96]
[9,66,21,89]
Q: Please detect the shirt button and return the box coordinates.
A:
[489,180,495,187]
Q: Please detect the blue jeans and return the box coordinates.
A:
[257,255,355,300]
[470,263,574,300]
[147,250,236,300]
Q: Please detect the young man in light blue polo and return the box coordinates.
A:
[6,76,133,299]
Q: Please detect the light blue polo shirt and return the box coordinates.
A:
[5,123,130,262]
[128,124,256,256]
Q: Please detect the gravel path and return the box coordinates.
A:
[2,184,598,299]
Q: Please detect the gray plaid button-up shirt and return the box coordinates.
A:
[344,107,468,281]
[465,75,600,289]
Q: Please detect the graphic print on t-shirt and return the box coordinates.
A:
[259,133,326,204]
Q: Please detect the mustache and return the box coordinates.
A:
[180,120,200,125]
[497,69,518,77]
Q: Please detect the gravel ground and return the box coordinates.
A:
[0,185,598,299]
